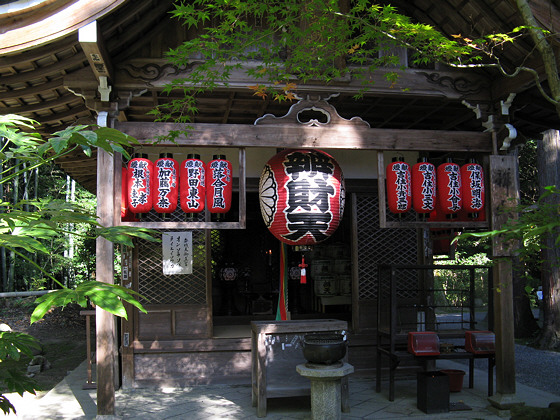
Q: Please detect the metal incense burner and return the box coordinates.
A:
[302,332,347,365]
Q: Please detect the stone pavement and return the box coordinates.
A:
[5,359,560,419]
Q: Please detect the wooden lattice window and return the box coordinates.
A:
[137,229,207,305]
[355,193,418,300]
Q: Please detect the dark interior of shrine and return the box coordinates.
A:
[212,191,353,326]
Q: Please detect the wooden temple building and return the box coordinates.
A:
[1,0,560,416]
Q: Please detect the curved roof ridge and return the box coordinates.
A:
[0,0,126,54]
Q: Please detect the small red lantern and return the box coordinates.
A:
[386,157,411,214]
[460,159,485,218]
[121,166,128,219]
[437,159,462,216]
[127,154,153,214]
[259,149,345,246]
[180,154,206,213]
[207,155,232,214]
[411,158,436,214]
[153,153,179,213]
[121,167,137,221]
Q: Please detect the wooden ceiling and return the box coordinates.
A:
[1,0,559,192]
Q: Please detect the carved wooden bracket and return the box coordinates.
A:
[254,94,370,128]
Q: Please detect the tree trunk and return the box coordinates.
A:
[512,256,540,338]
[511,147,539,338]
[0,137,5,292]
[536,129,560,349]
[7,159,20,291]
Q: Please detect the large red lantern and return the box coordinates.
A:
[437,159,462,216]
[461,159,485,217]
[180,154,206,213]
[153,153,179,213]
[411,158,436,214]
[206,155,232,214]
[259,149,345,246]
[127,154,153,214]
[386,157,411,214]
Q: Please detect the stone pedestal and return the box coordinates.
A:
[296,362,354,420]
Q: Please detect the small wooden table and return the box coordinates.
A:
[251,319,348,417]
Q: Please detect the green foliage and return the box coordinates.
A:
[0,114,158,414]
[459,186,560,251]
[151,0,477,138]
[0,331,41,362]
[31,282,145,323]
[434,251,491,308]
[0,331,42,414]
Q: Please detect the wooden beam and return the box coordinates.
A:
[114,121,493,152]
[79,20,113,82]
[0,53,87,86]
[0,79,64,101]
[3,93,82,115]
[115,59,492,102]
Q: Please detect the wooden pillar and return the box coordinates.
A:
[487,155,523,410]
[96,146,117,415]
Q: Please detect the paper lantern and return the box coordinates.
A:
[121,167,137,221]
[259,148,345,246]
[153,153,179,213]
[460,160,485,217]
[412,159,436,213]
[386,157,411,214]
[206,155,232,214]
[127,154,153,214]
[121,166,128,219]
[180,154,206,213]
[437,159,462,215]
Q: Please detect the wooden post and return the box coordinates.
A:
[96,146,117,415]
[487,155,523,410]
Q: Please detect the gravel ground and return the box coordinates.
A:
[450,342,560,397]
[514,343,560,396]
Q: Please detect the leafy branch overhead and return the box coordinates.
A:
[152,0,475,124]
[456,186,560,256]
[152,0,560,132]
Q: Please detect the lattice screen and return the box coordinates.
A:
[356,193,418,300]
[137,229,207,305]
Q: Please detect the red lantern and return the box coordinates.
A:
[411,159,436,213]
[437,159,462,216]
[180,154,206,213]
[121,166,128,219]
[153,153,179,213]
[259,149,345,246]
[121,167,138,221]
[206,155,232,214]
[460,160,485,217]
[127,154,153,214]
[386,157,411,214]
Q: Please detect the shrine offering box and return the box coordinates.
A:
[465,330,495,354]
[407,332,440,356]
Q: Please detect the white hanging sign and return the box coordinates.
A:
[162,231,193,275]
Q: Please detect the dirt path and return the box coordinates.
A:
[0,299,90,395]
